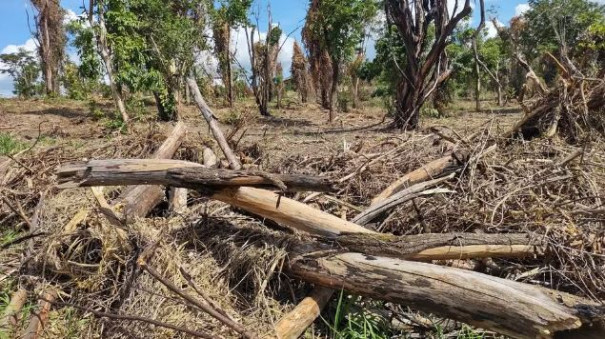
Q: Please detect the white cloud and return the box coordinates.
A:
[1,38,37,55]
[485,19,502,38]
[200,25,297,81]
[515,4,530,17]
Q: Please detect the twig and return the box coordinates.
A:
[39,298,214,339]
[138,246,254,339]
[1,195,34,230]
[1,232,47,250]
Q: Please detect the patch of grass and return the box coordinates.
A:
[0,133,28,156]
[103,115,128,134]
[322,290,391,339]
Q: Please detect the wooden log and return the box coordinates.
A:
[57,159,335,193]
[117,122,187,219]
[1,288,27,330]
[187,78,241,170]
[274,286,334,339]
[288,252,605,339]
[22,288,57,339]
[371,152,465,205]
[202,147,218,168]
[212,187,373,237]
[169,187,188,214]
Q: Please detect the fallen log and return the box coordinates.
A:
[274,286,334,339]
[117,121,188,219]
[187,78,241,170]
[21,288,57,339]
[1,288,27,331]
[288,252,605,339]
[57,159,335,193]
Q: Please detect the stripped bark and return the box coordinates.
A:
[22,288,57,339]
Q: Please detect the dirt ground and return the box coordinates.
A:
[1,96,534,339]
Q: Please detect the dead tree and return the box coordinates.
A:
[302,0,332,110]
[30,0,65,96]
[291,41,310,103]
[385,0,471,129]
[213,21,234,107]
[88,0,129,123]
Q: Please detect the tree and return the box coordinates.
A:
[211,0,252,107]
[385,0,471,129]
[30,0,65,96]
[291,41,310,103]
[246,19,282,117]
[303,0,378,122]
[0,49,42,99]
[87,0,129,123]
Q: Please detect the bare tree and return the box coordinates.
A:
[30,0,65,96]
[88,0,129,123]
[385,0,471,129]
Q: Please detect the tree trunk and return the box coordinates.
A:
[288,252,605,339]
[328,60,339,122]
[227,52,233,107]
[475,61,482,112]
[93,2,129,123]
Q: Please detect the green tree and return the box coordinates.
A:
[0,49,42,99]
[211,0,252,107]
[303,0,378,122]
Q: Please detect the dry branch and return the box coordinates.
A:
[274,286,333,339]
[1,288,27,330]
[22,288,57,339]
[371,151,466,205]
[187,78,241,170]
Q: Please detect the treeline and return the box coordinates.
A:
[1,0,603,129]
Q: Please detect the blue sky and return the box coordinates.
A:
[0,0,533,97]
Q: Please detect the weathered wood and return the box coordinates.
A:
[353,175,454,225]
[57,159,335,192]
[116,122,187,219]
[22,288,57,339]
[213,187,373,237]
[169,187,188,214]
[289,252,605,339]
[187,78,241,170]
[1,288,27,331]
[371,152,464,205]
[274,286,334,339]
[202,147,218,168]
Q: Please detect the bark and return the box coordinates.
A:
[289,252,605,339]
[187,78,242,170]
[1,288,27,331]
[328,60,339,122]
[168,187,188,214]
[386,0,472,130]
[31,0,64,96]
[57,159,336,193]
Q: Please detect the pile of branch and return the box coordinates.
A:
[507,56,605,142]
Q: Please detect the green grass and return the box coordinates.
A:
[0,133,28,156]
[322,290,391,339]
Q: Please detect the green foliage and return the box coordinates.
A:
[521,0,605,60]
[88,100,105,121]
[323,291,391,339]
[103,115,128,133]
[66,18,103,81]
[0,49,42,98]
[61,61,99,100]
[212,0,252,27]
[308,0,379,66]
[0,133,27,156]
